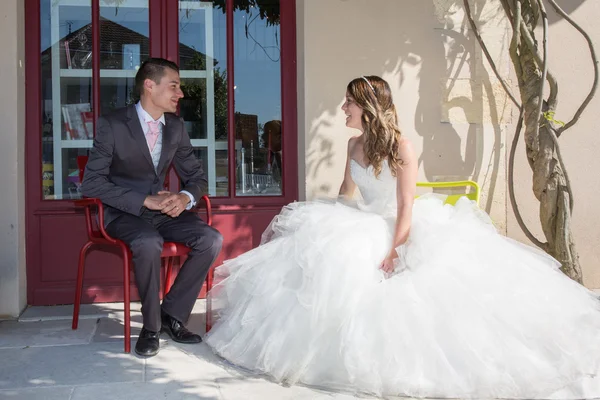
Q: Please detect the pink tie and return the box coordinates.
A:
[146,120,160,152]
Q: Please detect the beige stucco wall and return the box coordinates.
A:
[297,0,511,227]
[297,0,600,288]
[0,0,27,318]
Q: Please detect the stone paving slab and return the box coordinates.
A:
[71,382,220,400]
[216,377,357,400]
[0,319,97,349]
[17,303,137,322]
[91,314,143,343]
[0,386,74,400]
[0,341,144,390]
[146,342,229,384]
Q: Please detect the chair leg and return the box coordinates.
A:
[122,245,131,354]
[164,257,174,297]
[205,267,214,333]
[72,242,93,330]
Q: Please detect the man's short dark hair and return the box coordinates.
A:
[135,58,180,98]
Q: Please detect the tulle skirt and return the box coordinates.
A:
[205,195,600,399]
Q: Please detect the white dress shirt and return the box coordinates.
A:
[135,102,196,210]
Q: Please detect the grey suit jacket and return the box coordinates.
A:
[81,104,208,226]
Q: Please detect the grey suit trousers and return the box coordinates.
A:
[106,208,223,332]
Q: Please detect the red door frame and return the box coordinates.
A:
[24,0,297,305]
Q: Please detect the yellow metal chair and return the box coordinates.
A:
[415,180,480,206]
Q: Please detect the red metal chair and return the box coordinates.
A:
[71,155,216,353]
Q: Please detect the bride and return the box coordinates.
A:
[205,76,600,399]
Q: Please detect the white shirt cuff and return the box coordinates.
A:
[179,190,196,210]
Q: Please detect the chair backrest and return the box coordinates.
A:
[415,180,480,206]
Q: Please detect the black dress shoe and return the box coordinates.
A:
[135,327,160,357]
[161,311,202,344]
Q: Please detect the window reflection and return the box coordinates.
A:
[179,1,228,196]
[40,0,93,200]
[234,0,282,196]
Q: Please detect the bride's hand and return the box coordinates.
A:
[380,251,397,276]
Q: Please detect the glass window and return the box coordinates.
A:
[40,0,149,200]
[41,0,92,200]
[179,0,228,196]
[99,1,149,113]
[234,0,282,196]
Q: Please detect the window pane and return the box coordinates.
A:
[179,1,228,196]
[40,0,149,200]
[100,0,149,113]
[41,0,92,200]
[234,0,282,196]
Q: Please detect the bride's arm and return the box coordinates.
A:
[381,139,418,274]
[338,137,358,197]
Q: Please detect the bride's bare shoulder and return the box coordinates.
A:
[348,135,360,145]
[398,137,416,163]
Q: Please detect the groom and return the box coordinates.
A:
[81,58,223,357]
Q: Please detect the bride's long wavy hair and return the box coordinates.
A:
[347,76,403,177]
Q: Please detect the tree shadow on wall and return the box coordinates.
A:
[306,0,511,214]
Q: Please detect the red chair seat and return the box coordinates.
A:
[161,242,191,258]
[85,232,191,258]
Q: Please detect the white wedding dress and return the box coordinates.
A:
[205,159,600,399]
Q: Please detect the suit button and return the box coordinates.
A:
[154,178,159,184]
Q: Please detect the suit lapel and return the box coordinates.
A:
[125,105,156,172]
